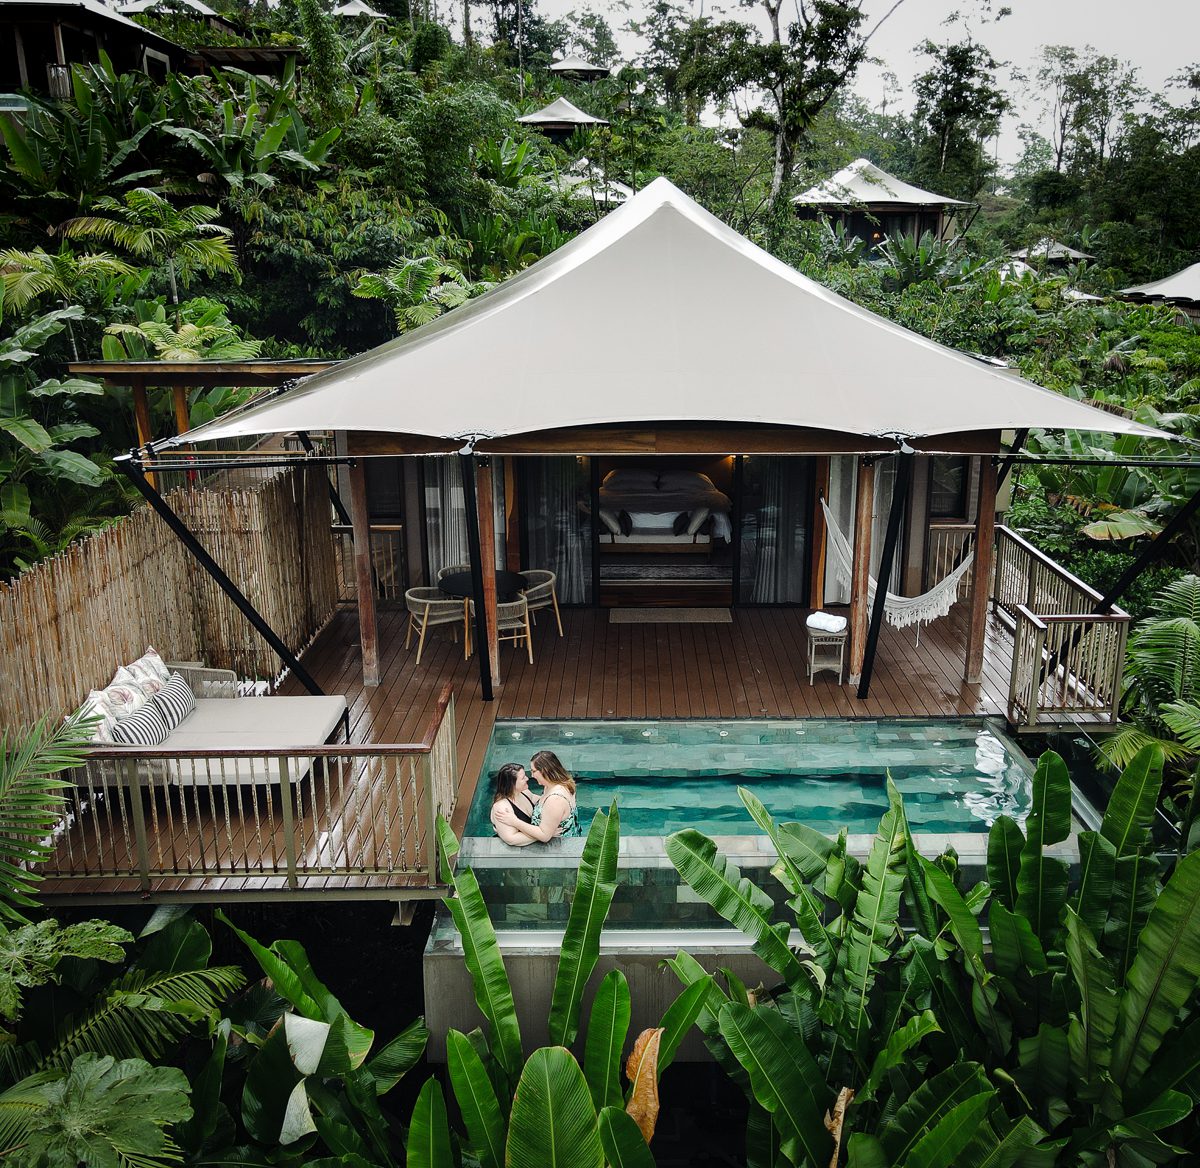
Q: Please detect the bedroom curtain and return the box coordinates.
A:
[523,456,592,604]
[739,456,809,604]
[420,456,469,578]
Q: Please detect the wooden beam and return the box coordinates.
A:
[476,460,500,688]
[964,455,997,684]
[848,458,875,686]
[809,457,830,607]
[348,460,380,687]
[171,385,191,443]
[130,380,155,488]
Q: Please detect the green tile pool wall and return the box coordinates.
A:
[467,718,1036,838]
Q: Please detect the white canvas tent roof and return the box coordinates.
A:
[171,178,1161,452]
[1012,239,1094,262]
[119,0,216,14]
[793,158,971,209]
[515,97,608,126]
[549,54,609,76]
[332,0,385,15]
[1121,262,1200,305]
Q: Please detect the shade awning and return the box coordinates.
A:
[516,97,608,126]
[793,158,972,208]
[170,178,1165,452]
[1121,262,1200,305]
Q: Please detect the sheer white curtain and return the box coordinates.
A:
[421,457,468,577]
[523,456,591,603]
[822,456,902,605]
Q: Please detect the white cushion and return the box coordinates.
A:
[100,674,149,717]
[602,468,657,489]
[598,508,622,535]
[687,507,711,535]
[77,691,117,743]
[130,646,171,683]
[806,611,848,634]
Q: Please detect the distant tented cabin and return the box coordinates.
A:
[1121,261,1200,322]
[792,158,972,251]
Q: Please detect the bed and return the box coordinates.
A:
[598,468,733,543]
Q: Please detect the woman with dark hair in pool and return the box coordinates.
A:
[490,762,541,846]
[494,750,582,842]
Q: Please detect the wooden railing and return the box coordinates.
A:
[44,687,457,892]
[332,524,406,602]
[926,524,974,598]
[994,528,1130,727]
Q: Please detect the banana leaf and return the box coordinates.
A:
[440,863,523,1088]
[847,1133,889,1167]
[987,817,1024,910]
[666,829,816,991]
[505,1047,603,1168]
[1130,1015,1200,1111]
[408,1077,453,1168]
[957,1112,1047,1168]
[745,1101,782,1168]
[1014,1024,1070,1103]
[836,784,908,1056]
[1072,832,1118,937]
[1064,909,1119,1099]
[363,1017,428,1096]
[1101,747,1164,854]
[896,790,938,940]
[1105,851,1162,983]
[435,816,459,884]
[175,1020,229,1155]
[656,976,713,1075]
[988,902,1048,981]
[903,1089,996,1168]
[1110,848,1200,1094]
[738,787,832,884]
[859,1010,941,1103]
[1015,751,1072,944]
[663,952,748,1094]
[597,1105,655,1168]
[717,1002,832,1168]
[903,936,981,1057]
[583,970,631,1113]
[881,1062,992,1164]
[548,802,620,1049]
[446,1029,504,1168]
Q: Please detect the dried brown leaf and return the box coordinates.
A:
[624,1027,664,1144]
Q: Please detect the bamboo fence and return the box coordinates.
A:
[0,467,337,734]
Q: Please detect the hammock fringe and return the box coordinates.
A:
[820,498,973,632]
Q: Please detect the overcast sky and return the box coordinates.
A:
[544,0,1198,163]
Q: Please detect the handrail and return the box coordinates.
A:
[996,524,1114,611]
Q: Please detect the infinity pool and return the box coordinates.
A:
[465,718,1034,838]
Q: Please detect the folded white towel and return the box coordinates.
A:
[806,611,848,634]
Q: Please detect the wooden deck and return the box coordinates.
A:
[281,602,1024,810]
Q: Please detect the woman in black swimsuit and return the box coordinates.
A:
[489,762,541,846]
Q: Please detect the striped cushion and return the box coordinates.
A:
[154,672,196,731]
[112,701,170,747]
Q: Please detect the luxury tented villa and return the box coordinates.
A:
[793,157,973,247]
[31,178,1176,910]
[1121,260,1200,320]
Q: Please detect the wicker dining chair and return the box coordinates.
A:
[405,587,469,664]
[522,569,563,636]
[436,564,471,581]
[469,595,534,664]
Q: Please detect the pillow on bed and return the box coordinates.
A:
[687,507,711,535]
[112,701,170,747]
[602,468,659,490]
[598,509,622,535]
[658,470,715,491]
[618,510,633,536]
[673,512,690,535]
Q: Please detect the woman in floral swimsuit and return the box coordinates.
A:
[492,750,582,842]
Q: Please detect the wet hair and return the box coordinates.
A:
[530,750,576,794]
[492,763,524,803]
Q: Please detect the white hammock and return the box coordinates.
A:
[820,498,974,632]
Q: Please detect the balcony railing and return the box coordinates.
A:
[44,687,457,892]
[333,523,406,602]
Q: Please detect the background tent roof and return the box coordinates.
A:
[1012,239,1094,262]
[549,54,609,77]
[793,158,972,208]
[173,178,1162,451]
[1121,261,1200,305]
[516,97,608,126]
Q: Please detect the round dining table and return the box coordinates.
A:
[438,570,529,603]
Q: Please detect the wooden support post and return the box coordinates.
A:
[171,385,191,441]
[477,459,501,689]
[504,456,521,572]
[964,455,997,684]
[848,458,875,685]
[809,457,830,608]
[131,379,155,487]
[348,459,380,687]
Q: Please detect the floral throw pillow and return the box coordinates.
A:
[99,675,148,718]
[76,691,117,743]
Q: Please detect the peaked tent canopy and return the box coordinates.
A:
[515,96,608,127]
[549,54,610,78]
[793,158,971,208]
[332,0,385,15]
[170,178,1162,453]
[1013,239,1094,262]
[1121,262,1200,306]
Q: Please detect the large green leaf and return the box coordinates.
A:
[597,1106,656,1168]
[446,1029,504,1168]
[1133,1015,1200,1111]
[1106,850,1162,983]
[717,1002,832,1168]
[364,1016,428,1095]
[988,901,1048,981]
[859,1010,941,1103]
[1110,848,1200,1094]
[0,416,52,453]
[666,829,815,991]
[663,952,747,1093]
[738,787,833,885]
[957,1113,1047,1168]
[548,802,620,1048]
[1014,1024,1069,1103]
[241,1018,307,1146]
[441,861,524,1088]
[175,1020,229,1155]
[583,970,630,1112]
[1073,831,1118,937]
[987,816,1023,910]
[836,781,908,1056]
[1015,750,1072,944]
[1064,910,1118,1104]
[505,1047,603,1168]
[656,975,712,1075]
[904,1090,996,1168]
[1101,746,1164,854]
[881,1063,993,1165]
[408,1077,453,1168]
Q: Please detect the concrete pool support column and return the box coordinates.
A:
[422,820,1091,1064]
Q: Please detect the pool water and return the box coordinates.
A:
[466,718,1034,838]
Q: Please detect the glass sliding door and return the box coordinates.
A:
[521,456,593,604]
[821,455,904,606]
[420,457,469,578]
[738,456,810,605]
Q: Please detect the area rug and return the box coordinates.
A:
[609,608,733,624]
